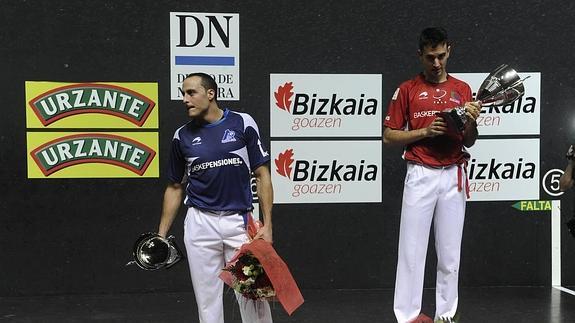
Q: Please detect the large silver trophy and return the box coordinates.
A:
[439,64,529,132]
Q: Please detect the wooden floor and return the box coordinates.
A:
[1,287,575,322]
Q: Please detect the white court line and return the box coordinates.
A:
[551,199,575,297]
[553,285,575,296]
[551,200,561,286]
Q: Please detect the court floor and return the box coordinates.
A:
[1,287,575,322]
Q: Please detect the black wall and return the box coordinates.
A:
[2,0,575,297]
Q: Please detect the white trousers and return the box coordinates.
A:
[184,207,273,323]
[393,163,466,323]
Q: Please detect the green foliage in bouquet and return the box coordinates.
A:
[435,312,460,323]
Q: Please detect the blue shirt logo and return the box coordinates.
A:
[221,129,236,143]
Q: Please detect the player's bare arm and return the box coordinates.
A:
[383,117,447,146]
[158,182,184,237]
[560,160,574,191]
[252,164,273,243]
[462,101,481,147]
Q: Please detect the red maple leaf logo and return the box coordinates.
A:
[274,82,294,112]
[274,149,294,178]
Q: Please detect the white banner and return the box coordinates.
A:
[170,12,239,100]
[467,138,540,201]
[271,140,382,203]
[270,74,382,137]
[451,72,540,135]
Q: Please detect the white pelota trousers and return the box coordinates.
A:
[184,207,272,323]
[393,163,467,323]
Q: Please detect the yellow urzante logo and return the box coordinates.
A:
[29,133,157,177]
[28,83,155,126]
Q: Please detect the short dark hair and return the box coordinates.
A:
[185,72,218,96]
[419,27,450,51]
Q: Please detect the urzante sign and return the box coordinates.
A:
[25,81,159,178]
[25,82,158,128]
[270,74,382,137]
[27,132,159,178]
[271,140,381,203]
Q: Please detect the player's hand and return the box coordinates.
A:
[464,101,481,123]
[423,116,448,137]
[566,145,575,160]
[252,224,273,243]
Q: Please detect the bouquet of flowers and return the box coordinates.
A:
[222,252,276,300]
[220,215,304,315]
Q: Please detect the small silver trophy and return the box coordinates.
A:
[439,64,529,131]
[126,232,183,270]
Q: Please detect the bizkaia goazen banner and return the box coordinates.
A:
[450,72,541,135]
[26,82,158,129]
[466,138,539,201]
[170,12,239,101]
[270,74,382,137]
[271,141,381,203]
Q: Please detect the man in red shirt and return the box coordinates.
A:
[383,27,481,323]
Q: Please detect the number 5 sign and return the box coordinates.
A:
[542,169,565,197]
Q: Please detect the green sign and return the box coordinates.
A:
[511,200,552,211]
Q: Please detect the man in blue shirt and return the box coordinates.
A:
[158,73,273,323]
